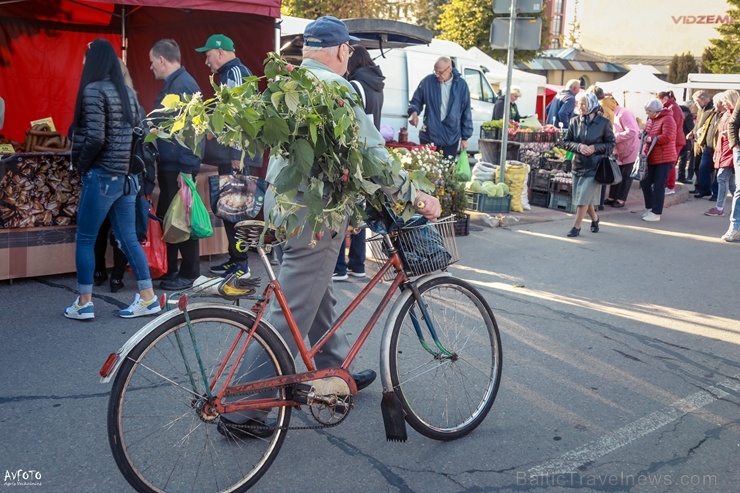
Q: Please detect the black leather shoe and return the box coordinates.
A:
[160,276,195,291]
[352,369,377,391]
[611,201,625,208]
[590,217,600,233]
[694,191,711,198]
[94,270,107,286]
[217,416,275,439]
[110,278,124,293]
[567,227,580,237]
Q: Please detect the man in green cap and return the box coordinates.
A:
[196,34,262,280]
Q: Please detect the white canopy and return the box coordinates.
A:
[598,64,685,118]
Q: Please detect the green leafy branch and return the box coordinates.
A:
[148,53,432,244]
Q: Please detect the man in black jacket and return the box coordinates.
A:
[149,39,203,291]
[196,34,262,280]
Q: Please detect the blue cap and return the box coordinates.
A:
[303,16,360,48]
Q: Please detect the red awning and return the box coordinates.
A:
[90,0,281,17]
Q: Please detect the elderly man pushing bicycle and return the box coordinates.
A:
[219,16,440,437]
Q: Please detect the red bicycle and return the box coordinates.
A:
[101,214,502,493]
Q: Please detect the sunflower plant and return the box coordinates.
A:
[148,52,432,244]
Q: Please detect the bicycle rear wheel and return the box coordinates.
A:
[108,306,294,493]
[389,276,501,440]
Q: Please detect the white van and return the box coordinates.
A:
[280,19,497,153]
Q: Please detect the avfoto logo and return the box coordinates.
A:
[671,15,733,24]
[4,469,42,486]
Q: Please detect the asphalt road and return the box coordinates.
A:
[1,195,738,493]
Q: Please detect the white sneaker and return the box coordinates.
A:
[642,211,661,222]
[665,188,675,195]
[64,297,95,320]
[721,229,740,242]
[119,293,162,318]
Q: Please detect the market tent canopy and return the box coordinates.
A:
[0,0,279,141]
[598,64,684,121]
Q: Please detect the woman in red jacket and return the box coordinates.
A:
[641,99,677,222]
[658,90,686,194]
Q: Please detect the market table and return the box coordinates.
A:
[0,153,228,281]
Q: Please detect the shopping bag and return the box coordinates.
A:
[456,151,472,181]
[595,156,622,185]
[141,204,168,279]
[208,174,266,222]
[162,191,191,243]
[181,173,213,239]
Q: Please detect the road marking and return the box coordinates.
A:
[526,375,740,477]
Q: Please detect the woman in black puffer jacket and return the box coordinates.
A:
[561,91,615,237]
[65,38,160,321]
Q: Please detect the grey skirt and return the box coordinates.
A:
[572,175,601,206]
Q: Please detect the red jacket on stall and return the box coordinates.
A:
[644,108,678,165]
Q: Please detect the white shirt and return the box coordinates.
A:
[440,79,453,121]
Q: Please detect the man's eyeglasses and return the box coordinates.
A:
[434,66,451,76]
[344,43,355,56]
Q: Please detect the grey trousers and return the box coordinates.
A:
[263,191,352,369]
[224,191,352,423]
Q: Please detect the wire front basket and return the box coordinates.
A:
[367,216,460,282]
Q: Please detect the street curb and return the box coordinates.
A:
[468,181,692,227]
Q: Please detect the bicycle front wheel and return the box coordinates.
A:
[108,307,294,493]
[389,276,502,441]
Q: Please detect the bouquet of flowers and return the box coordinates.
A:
[390,146,467,218]
[147,53,432,244]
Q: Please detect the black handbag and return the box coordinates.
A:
[595,155,623,185]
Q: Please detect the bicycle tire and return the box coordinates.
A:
[108,306,294,493]
[389,276,502,441]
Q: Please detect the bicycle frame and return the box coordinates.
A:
[100,230,456,417]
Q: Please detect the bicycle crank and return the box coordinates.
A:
[293,377,353,425]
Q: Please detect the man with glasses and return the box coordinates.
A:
[408,56,473,159]
[218,15,441,438]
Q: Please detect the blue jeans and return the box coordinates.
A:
[696,147,715,194]
[640,162,671,215]
[335,227,366,275]
[715,167,736,209]
[76,168,152,294]
[731,149,740,230]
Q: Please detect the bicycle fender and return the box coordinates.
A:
[99,302,291,384]
[378,272,452,393]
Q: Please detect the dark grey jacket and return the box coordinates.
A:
[562,113,615,177]
[71,80,139,174]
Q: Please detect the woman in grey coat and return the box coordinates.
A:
[561,91,615,237]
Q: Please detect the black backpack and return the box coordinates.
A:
[130,126,158,175]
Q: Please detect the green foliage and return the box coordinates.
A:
[412,0,449,35]
[704,0,740,74]
[667,52,698,84]
[150,54,432,244]
[281,0,395,20]
[436,0,546,63]
[701,47,714,74]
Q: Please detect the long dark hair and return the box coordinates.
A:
[347,45,376,74]
[71,38,135,133]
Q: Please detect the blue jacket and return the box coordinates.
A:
[154,67,202,174]
[546,89,576,128]
[408,68,473,147]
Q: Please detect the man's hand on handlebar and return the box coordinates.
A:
[414,191,441,221]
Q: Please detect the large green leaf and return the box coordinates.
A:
[263,114,290,145]
[289,138,315,175]
[273,162,303,194]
